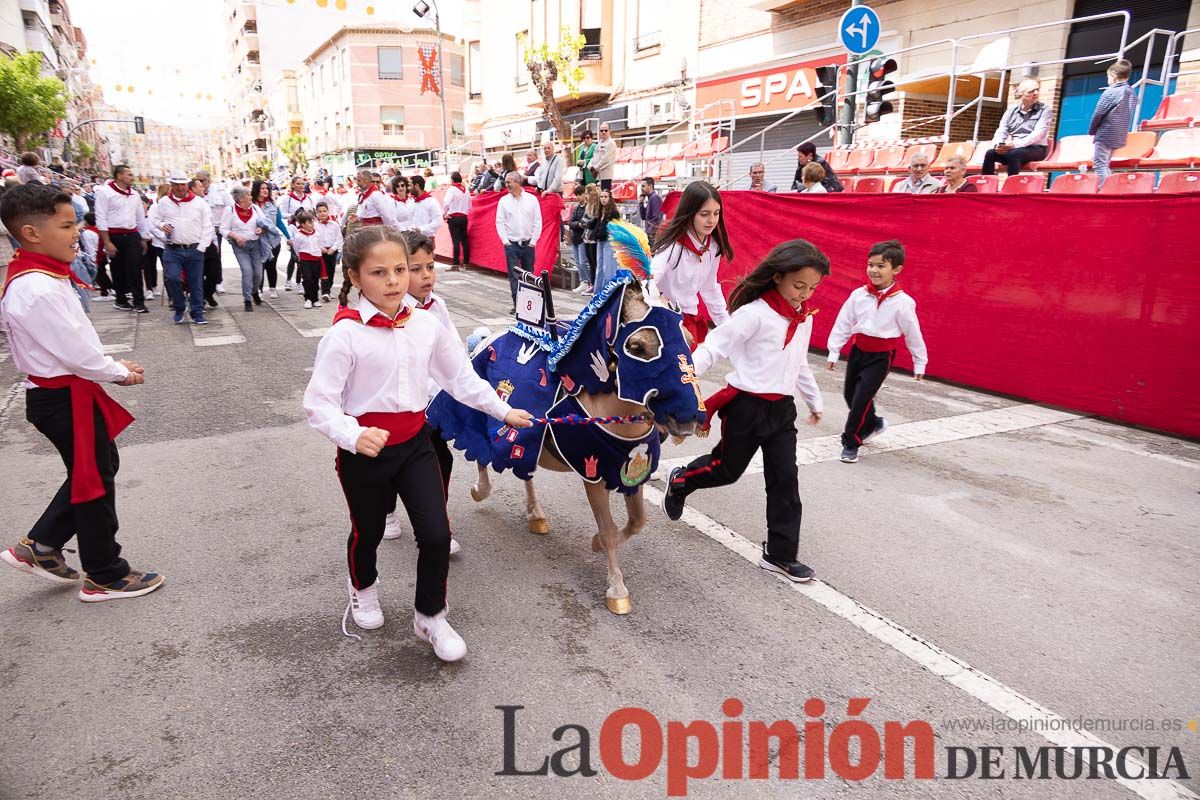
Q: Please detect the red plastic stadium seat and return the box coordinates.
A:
[678,141,700,159]
[1033,135,1093,171]
[1139,129,1200,168]
[965,141,991,173]
[665,142,685,159]
[615,147,631,163]
[826,149,852,172]
[965,175,998,192]
[886,176,905,191]
[1109,131,1157,168]
[840,176,857,192]
[1098,172,1155,194]
[1141,91,1200,131]
[853,176,886,192]
[1000,174,1046,194]
[858,145,905,175]
[657,159,676,178]
[931,141,977,169]
[897,143,939,171]
[845,148,876,173]
[1049,172,1098,194]
[613,181,638,201]
[1155,171,1200,193]
[693,139,713,158]
[624,146,644,164]
[710,137,730,154]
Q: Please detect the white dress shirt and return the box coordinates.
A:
[411,194,443,237]
[206,182,231,222]
[152,194,214,249]
[219,204,267,241]
[94,181,146,235]
[356,187,397,227]
[144,202,167,248]
[287,225,323,258]
[278,191,314,222]
[647,232,730,324]
[310,191,339,220]
[691,298,823,413]
[315,219,343,251]
[392,195,414,230]
[304,295,512,452]
[1,271,130,388]
[826,284,928,374]
[442,185,471,217]
[495,190,543,244]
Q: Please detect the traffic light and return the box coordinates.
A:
[814,65,839,127]
[133,115,145,135]
[864,57,897,122]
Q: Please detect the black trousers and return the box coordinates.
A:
[672,394,802,562]
[981,144,1047,175]
[286,248,299,283]
[262,243,281,290]
[387,431,453,525]
[503,242,535,302]
[94,257,113,295]
[142,243,161,290]
[25,388,129,584]
[110,232,144,308]
[202,241,221,301]
[299,258,321,303]
[320,252,339,295]
[841,345,895,449]
[599,178,613,191]
[336,426,451,615]
[448,215,470,265]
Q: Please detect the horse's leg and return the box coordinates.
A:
[585,480,631,615]
[621,487,646,541]
[470,464,491,502]
[524,478,549,534]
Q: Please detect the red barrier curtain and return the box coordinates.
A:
[434,190,565,277]
[662,191,1200,439]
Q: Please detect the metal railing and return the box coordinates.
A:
[629,99,735,185]
[1162,27,1200,85]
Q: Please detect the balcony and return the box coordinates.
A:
[246,50,260,65]
[243,20,256,34]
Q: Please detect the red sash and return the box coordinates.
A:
[359,217,383,225]
[853,334,901,352]
[27,375,133,503]
[107,228,138,235]
[355,411,427,446]
[681,313,708,352]
[700,386,787,433]
[297,252,323,263]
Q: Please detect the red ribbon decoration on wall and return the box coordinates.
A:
[418,44,440,96]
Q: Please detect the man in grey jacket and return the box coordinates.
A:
[982,79,1051,176]
[535,141,565,195]
[589,124,619,190]
[1089,59,1136,187]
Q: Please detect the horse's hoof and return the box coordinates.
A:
[528,518,550,535]
[606,595,633,615]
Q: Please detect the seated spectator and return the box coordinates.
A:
[797,162,828,193]
[936,155,977,193]
[982,79,1050,176]
[892,154,940,194]
[748,163,777,192]
[791,143,843,192]
[16,152,42,184]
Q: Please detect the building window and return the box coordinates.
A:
[515,32,528,86]
[381,106,405,135]
[635,0,661,50]
[580,0,602,60]
[449,53,464,87]
[377,46,403,80]
[451,111,465,137]
[468,41,481,98]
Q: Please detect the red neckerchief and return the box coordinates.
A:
[452,182,466,192]
[168,191,196,204]
[412,191,430,203]
[866,281,903,306]
[298,225,316,238]
[391,193,407,203]
[358,185,377,204]
[677,229,713,257]
[414,295,435,311]
[107,180,132,196]
[289,191,305,203]
[333,304,413,328]
[2,249,91,295]
[235,204,254,223]
[761,287,817,348]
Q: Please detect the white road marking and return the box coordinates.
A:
[441,280,470,285]
[655,404,1085,477]
[299,327,329,338]
[1040,425,1200,471]
[194,334,246,347]
[642,484,1199,800]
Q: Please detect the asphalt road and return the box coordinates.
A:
[1,252,1197,800]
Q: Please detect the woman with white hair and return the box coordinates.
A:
[936,155,978,193]
[220,186,268,312]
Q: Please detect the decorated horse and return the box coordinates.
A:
[427,222,704,614]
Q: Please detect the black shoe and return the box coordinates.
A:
[252,292,263,305]
[508,305,516,315]
[758,543,814,583]
[205,296,218,308]
[113,302,134,311]
[660,467,686,521]
[244,301,253,312]
[135,306,149,314]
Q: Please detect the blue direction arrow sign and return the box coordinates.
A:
[838,5,880,55]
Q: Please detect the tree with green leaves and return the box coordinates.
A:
[0,52,69,152]
[280,134,309,176]
[246,158,273,181]
[522,28,587,142]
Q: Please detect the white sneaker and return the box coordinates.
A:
[304,300,313,309]
[144,289,155,299]
[347,577,384,629]
[414,610,466,662]
[313,300,323,308]
[449,538,462,556]
[216,284,227,294]
[382,512,403,540]
[269,289,278,298]
[322,293,331,302]
[285,281,294,291]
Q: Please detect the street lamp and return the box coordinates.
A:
[413,0,448,166]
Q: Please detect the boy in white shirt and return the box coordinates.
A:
[314,201,343,303]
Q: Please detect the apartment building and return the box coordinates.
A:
[298,25,466,178]
[97,104,221,183]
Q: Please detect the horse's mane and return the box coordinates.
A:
[546,270,637,372]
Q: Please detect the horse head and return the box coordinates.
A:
[612,283,703,438]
